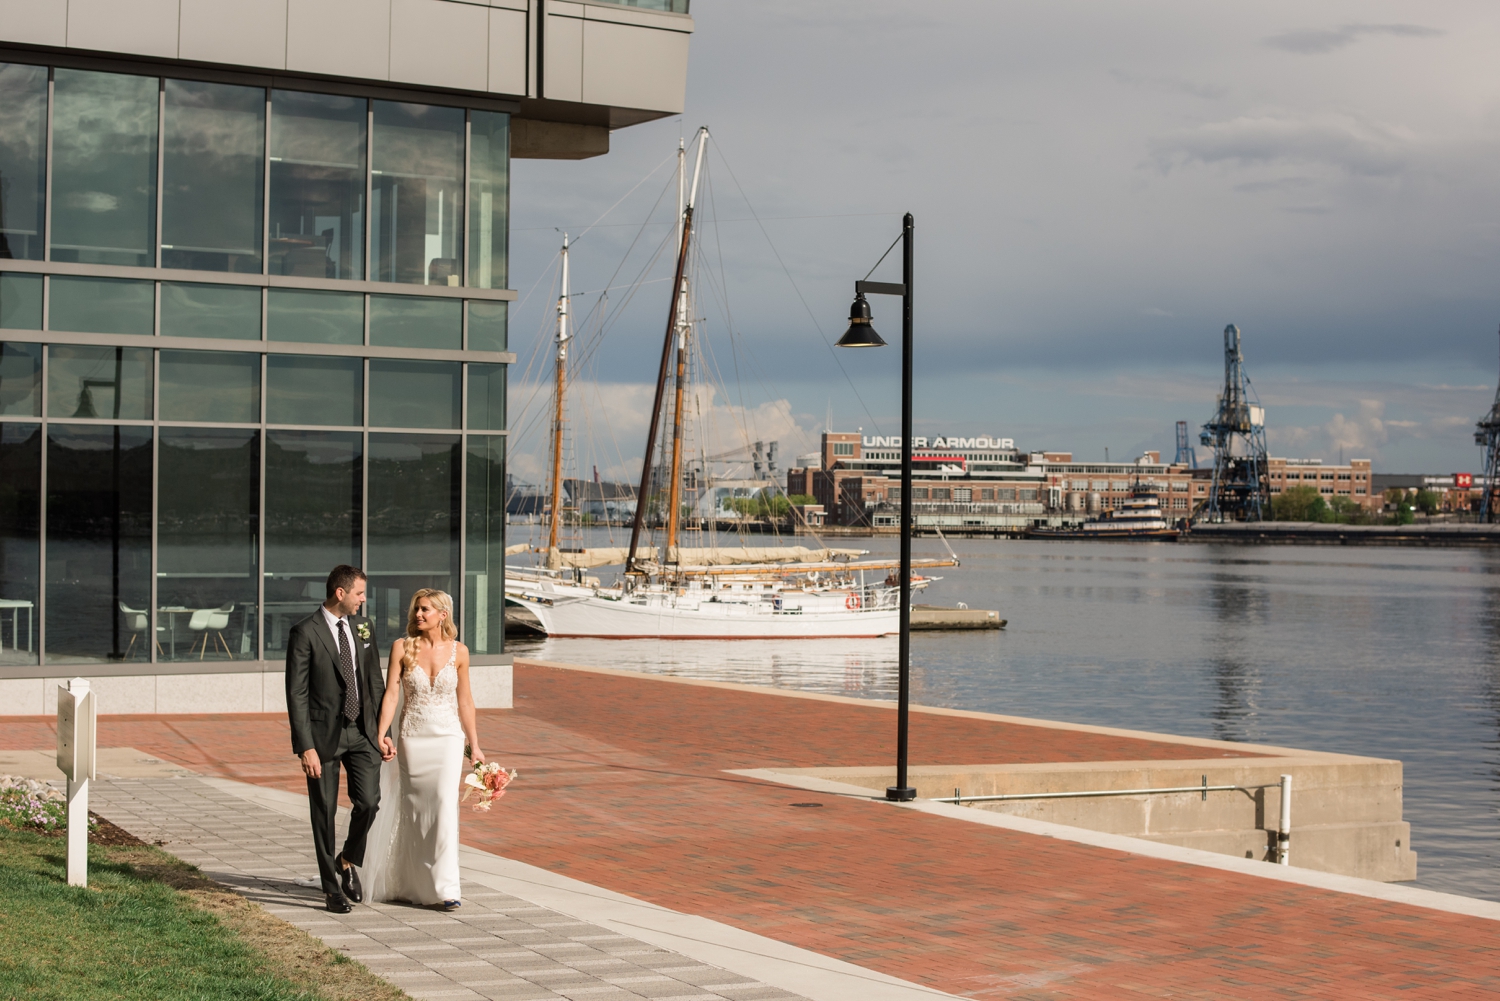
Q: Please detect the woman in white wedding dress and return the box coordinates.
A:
[366,588,485,910]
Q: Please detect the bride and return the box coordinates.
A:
[366,588,484,910]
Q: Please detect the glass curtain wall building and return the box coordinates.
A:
[0,57,511,673]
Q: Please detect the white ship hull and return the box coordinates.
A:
[506,586,899,639]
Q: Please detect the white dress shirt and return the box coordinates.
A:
[320,605,358,701]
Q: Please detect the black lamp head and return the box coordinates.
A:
[837,293,887,348]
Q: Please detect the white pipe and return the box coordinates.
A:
[930,783,1242,804]
[1277,773,1292,866]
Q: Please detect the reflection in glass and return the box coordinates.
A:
[264,430,361,657]
[465,434,504,655]
[369,359,459,428]
[0,343,41,416]
[468,111,509,290]
[468,364,505,430]
[0,423,40,665]
[157,427,258,661]
[369,294,460,349]
[161,283,261,340]
[44,424,153,663]
[372,101,464,285]
[0,63,47,261]
[47,346,153,420]
[51,69,158,267]
[267,288,363,344]
[0,273,43,328]
[267,355,362,426]
[269,90,365,280]
[468,300,506,352]
[367,433,459,651]
[162,80,265,273]
[50,276,155,336]
[159,350,260,423]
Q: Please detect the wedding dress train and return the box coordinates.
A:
[365,643,464,905]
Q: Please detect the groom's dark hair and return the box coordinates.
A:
[326,565,367,600]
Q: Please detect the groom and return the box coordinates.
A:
[286,565,388,913]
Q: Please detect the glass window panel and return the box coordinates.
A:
[159,349,260,423]
[49,276,154,336]
[369,294,460,349]
[369,359,458,428]
[0,273,44,329]
[263,430,360,657]
[0,343,41,416]
[0,63,47,261]
[44,424,153,663]
[371,101,464,286]
[468,111,509,290]
[267,355,361,426]
[468,363,505,430]
[464,434,504,656]
[160,282,261,340]
[0,423,40,665]
[269,90,365,280]
[157,427,259,662]
[467,300,506,352]
[267,288,363,344]
[162,79,266,273]
[47,346,153,420]
[51,69,158,268]
[367,433,459,651]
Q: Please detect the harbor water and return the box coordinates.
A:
[506,536,1500,901]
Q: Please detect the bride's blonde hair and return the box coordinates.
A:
[400,588,457,676]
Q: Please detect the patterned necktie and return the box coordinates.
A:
[337,620,359,723]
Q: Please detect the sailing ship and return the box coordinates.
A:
[1025,492,1180,540]
[505,128,956,638]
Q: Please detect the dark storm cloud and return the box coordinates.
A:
[1264,23,1443,54]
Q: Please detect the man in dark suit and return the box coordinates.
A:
[286,565,389,913]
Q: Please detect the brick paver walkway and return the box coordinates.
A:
[9,661,1498,998]
[90,775,801,1001]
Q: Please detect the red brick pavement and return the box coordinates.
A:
[5,662,1494,998]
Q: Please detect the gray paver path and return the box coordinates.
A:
[92,776,806,1001]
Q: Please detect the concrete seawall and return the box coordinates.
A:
[1189,521,1500,546]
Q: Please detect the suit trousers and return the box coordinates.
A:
[308,720,383,894]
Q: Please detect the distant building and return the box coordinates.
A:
[564,479,637,521]
[790,432,1381,528]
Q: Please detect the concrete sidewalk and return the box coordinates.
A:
[89,773,949,1001]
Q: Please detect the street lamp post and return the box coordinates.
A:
[837,211,916,802]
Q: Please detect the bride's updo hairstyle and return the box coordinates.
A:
[400,588,458,676]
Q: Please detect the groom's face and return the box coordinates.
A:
[332,578,367,618]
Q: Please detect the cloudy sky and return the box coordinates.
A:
[507,1,1500,484]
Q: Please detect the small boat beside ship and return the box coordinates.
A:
[1025,492,1180,540]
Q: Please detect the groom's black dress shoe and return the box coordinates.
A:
[325,892,353,914]
[338,855,363,903]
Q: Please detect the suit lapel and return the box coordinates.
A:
[312,611,341,669]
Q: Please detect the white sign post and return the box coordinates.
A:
[57,678,96,888]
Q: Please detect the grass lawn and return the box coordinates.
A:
[0,821,408,1001]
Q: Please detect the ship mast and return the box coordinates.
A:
[664,139,697,555]
[548,234,571,556]
[626,127,708,575]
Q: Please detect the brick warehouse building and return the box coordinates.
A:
[789,432,1378,530]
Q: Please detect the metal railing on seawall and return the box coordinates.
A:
[930,773,1295,866]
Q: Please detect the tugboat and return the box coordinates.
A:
[1026,492,1180,540]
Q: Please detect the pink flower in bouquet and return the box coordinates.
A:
[462,761,517,811]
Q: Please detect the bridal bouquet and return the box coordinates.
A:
[462,761,517,811]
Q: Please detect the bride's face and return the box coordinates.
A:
[413,600,447,632]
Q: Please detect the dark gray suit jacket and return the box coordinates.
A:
[285,610,386,760]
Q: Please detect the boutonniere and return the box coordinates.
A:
[355,622,371,641]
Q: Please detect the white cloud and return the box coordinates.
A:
[505,380,822,486]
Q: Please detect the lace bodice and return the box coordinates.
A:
[399,641,461,738]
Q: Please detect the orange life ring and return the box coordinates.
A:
[845,593,862,610]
